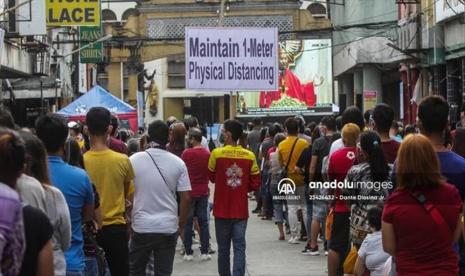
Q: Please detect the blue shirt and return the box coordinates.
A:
[390,151,465,200]
[437,151,465,200]
[48,156,94,272]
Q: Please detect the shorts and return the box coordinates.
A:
[328,212,350,256]
[312,201,328,221]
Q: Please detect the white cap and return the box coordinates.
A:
[68,121,79,129]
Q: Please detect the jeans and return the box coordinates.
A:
[288,185,308,239]
[304,184,313,242]
[272,199,288,224]
[215,219,248,276]
[129,231,178,276]
[96,224,129,276]
[184,196,210,254]
[84,256,98,276]
[67,272,85,276]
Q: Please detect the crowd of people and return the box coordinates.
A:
[1,94,465,276]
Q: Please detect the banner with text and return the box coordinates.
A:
[46,0,100,26]
[80,26,103,63]
[185,27,278,91]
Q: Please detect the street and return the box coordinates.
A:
[172,203,327,276]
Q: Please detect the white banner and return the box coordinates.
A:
[136,90,144,128]
[185,27,278,91]
[436,0,465,23]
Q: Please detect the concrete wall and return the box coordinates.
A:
[331,0,397,55]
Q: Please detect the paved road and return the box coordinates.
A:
[172,203,327,276]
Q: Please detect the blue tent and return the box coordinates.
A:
[57,85,138,132]
[58,85,135,116]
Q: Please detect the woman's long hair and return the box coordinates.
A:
[19,131,51,186]
[65,138,84,169]
[396,134,444,190]
[359,131,389,182]
[453,127,465,158]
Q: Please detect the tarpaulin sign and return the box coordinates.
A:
[185,27,278,91]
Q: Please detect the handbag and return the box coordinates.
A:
[343,245,358,274]
[280,138,299,180]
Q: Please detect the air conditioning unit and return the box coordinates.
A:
[308,2,328,18]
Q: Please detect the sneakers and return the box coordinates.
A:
[302,246,320,256]
[208,245,216,254]
[288,237,300,244]
[183,254,194,261]
[324,251,328,256]
[200,254,212,261]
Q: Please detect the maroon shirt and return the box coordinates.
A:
[109,137,127,155]
[181,147,210,197]
[381,140,400,164]
[383,183,462,275]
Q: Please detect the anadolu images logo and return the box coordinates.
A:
[277,178,296,195]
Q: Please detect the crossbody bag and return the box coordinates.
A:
[280,137,299,179]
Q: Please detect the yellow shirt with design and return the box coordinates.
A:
[278,136,309,186]
[84,149,135,226]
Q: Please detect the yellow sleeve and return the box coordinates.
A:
[124,157,135,183]
[127,181,135,197]
[250,154,260,175]
[208,149,217,172]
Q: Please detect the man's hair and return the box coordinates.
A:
[110,115,119,136]
[188,127,203,143]
[367,206,383,231]
[321,115,336,131]
[0,106,15,129]
[267,123,281,138]
[364,109,372,124]
[335,116,343,132]
[35,114,69,153]
[284,117,299,135]
[252,117,262,127]
[372,104,394,133]
[224,119,243,141]
[148,120,169,145]
[86,107,111,136]
[294,115,306,133]
[418,95,449,134]
[342,106,364,130]
[184,116,199,130]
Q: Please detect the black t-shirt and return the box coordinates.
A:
[311,133,341,181]
[19,205,53,276]
[297,145,313,184]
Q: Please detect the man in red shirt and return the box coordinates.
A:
[371,104,400,164]
[108,115,128,155]
[208,119,260,276]
[181,128,211,261]
[327,123,360,276]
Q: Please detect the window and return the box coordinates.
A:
[122,8,139,21]
[102,9,117,22]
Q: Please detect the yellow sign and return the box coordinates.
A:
[363,90,377,112]
[46,0,100,26]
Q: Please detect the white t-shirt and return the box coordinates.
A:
[130,148,191,234]
[201,136,210,152]
[328,138,344,156]
[358,231,391,276]
[16,174,47,212]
